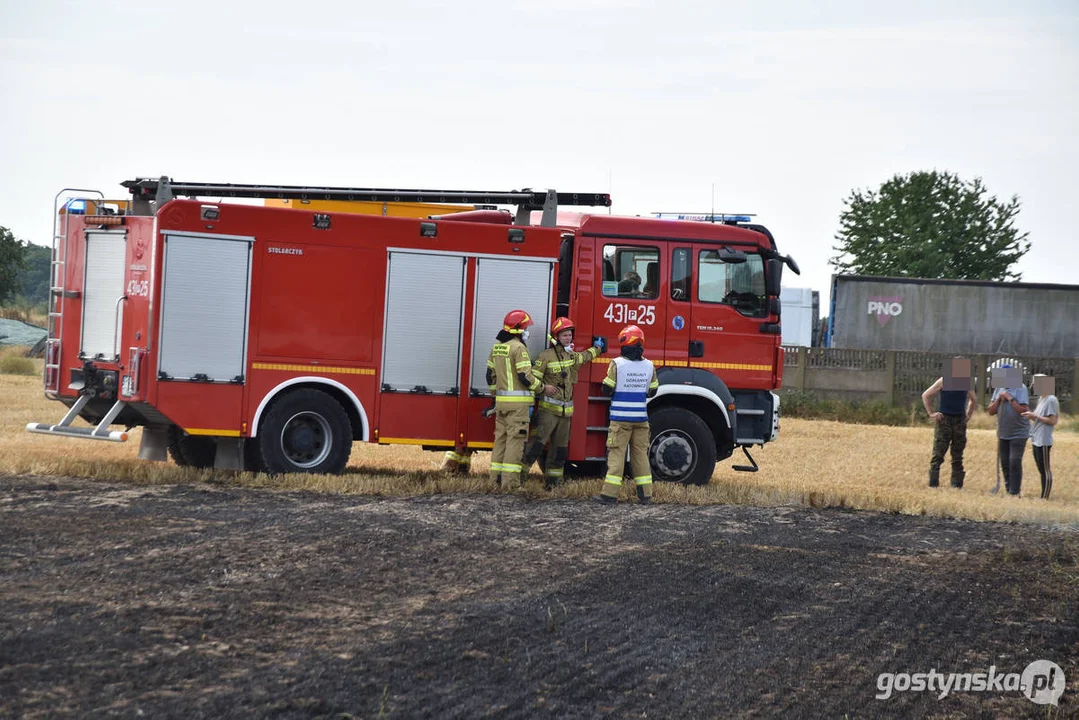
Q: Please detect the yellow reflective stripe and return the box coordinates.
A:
[634,476,653,485]
[604,475,623,485]
[185,428,241,437]
[490,462,507,472]
[515,361,533,369]
[602,378,616,387]
[445,451,471,463]
[252,362,375,375]
[649,381,659,389]
[546,468,564,477]
[486,360,495,368]
[689,361,772,371]
[495,396,535,404]
[502,463,522,472]
[504,356,514,388]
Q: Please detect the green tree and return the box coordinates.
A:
[18,243,52,305]
[0,226,28,304]
[830,171,1031,281]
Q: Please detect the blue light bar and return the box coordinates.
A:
[652,212,754,223]
[67,199,87,214]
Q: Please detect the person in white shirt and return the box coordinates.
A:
[1022,374,1059,500]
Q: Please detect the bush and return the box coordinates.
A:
[0,355,37,376]
[780,390,924,426]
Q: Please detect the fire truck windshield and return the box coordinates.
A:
[698,250,767,318]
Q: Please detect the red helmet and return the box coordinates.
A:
[618,324,645,347]
[551,317,575,335]
[502,309,534,334]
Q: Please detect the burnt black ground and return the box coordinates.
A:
[1,474,1076,719]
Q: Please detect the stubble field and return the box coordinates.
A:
[2,371,1076,526]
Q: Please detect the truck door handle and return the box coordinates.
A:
[689,340,704,358]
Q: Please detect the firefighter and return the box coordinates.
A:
[594,324,658,505]
[519,317,607,488]
[487,309,543,487]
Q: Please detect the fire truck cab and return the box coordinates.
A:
[29,178,798,485]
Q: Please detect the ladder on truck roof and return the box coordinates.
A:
[121,177,612,226]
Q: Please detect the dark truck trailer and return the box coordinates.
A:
[826,275,1079,357]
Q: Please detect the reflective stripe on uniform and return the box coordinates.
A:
[539,401,573,416]
[546,468,564,477]
[634,475,653,485]
[502,463,522,473]
[496,388,534,405]
[445,451,471,464]
[490,462,507,472]
[604,474,623,486]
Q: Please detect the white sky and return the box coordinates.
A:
[1,0,1076,301]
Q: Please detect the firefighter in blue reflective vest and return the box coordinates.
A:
[594,324,659,505]
[487,309,543,487]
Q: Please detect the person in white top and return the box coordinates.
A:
[1022,374,1059,500]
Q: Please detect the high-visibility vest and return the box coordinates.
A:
[608,356,656,422]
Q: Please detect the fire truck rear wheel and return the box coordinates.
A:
[648,406,717,486]
[258,389,353,475]
[166,425,216,468]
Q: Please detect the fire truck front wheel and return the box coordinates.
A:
[257,389,353,475]
[648,407,717,486]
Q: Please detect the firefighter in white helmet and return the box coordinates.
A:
[519,316,606,488]
[487,309,543,487]
[594,324,658,505]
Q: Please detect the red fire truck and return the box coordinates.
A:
[28,178,799,485]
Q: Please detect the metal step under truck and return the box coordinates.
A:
[29,177,799,485]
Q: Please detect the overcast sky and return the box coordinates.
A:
[1,0,1076,300]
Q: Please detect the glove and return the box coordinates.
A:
[592,336,607,353]
[481,402,496,419]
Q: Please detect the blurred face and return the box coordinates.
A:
[943,357,971,391]
[557,329,574,346]
[1033,376,1055,396]
[991,367,1022,389]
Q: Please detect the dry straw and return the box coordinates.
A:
[2,371,1075,527]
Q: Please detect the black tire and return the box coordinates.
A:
[166,425,216,468]
[648,407,717,485]
[257,389,352,475]
[243,439,266,474]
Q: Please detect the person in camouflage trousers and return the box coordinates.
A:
[921,358,976,488]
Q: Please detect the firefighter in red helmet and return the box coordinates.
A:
[594,324,658,505]
[519,316,607,488]
[486,309,543,487]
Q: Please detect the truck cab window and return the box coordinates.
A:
[671,248,690,301]
[602,245,660,300]
[698,250,767,317]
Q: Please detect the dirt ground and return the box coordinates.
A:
[1,474,1076,719]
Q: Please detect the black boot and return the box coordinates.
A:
[636,486,652,505]
[592,494,617,505]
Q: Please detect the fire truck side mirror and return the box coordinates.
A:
[765,258,784,297]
